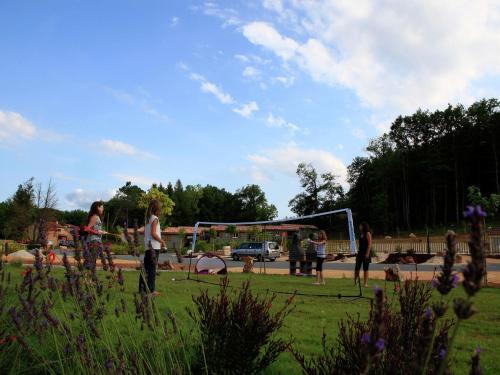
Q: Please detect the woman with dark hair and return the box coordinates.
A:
[355,222,372,287]
[85,201,108,269]
[140,199,165,296]
[311,230,327,285]
[86,201,106,243]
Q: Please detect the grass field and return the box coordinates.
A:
[3,265,500,374]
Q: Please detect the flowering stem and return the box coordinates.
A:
[420,324,438,375]
[437,317,461,375]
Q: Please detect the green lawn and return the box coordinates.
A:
[4,265,500,374]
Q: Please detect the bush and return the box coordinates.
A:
[8,260,23,268]
[292,280,453,375]
[1,241,26,255]
[111,242,145,255]
[188,278,295,374]
[194,240,211,252]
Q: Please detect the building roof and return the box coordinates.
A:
[127,223,317,235]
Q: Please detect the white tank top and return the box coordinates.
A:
[144,215,161,250]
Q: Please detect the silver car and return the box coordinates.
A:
[231,241,280,261]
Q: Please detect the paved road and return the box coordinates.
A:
[53,250,500,272]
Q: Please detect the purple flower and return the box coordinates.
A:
[476,205,487,217]
[452,273,459,288]
[476,345,481,354]
[425,307,432,319]
[373,285,382,294]
[375,338,385,352]
[104,358,113,370]
[361,332,371,344]
[463,205,475,218]
[439,348,447,359]
[431,278,439,288]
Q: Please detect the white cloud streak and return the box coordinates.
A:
[99,139,156,159]
[233,101,259,118]
[190,73,235,104]
[0,110,36,145]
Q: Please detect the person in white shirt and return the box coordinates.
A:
[139,199,165,296]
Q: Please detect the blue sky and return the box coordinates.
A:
[1,1,500,217]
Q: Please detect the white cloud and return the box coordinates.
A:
[273,76,295,87]
[233,101,259,118]
[105,87,170,123]
[170,16,179,27]
[243,66,260,78]
[266,113,308,135]
[247,142,348,186]
[351,128,367,140]
[190,73,234,104]
[234,54,250,63]
[65,188,115,210]
[234,54,272,65]
[0,110,36,145]
[99,139,155,159]
[242,22,299,60]
[112,173,155,187]
[198,2,241,27]
[263,0,284,13]
[244,2,500,114]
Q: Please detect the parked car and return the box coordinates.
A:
[231,241,280,261]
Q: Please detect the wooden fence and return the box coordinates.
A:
[327,236,500,255]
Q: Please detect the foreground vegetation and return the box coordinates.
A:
[1,264,499,374]
[1,207,496,374]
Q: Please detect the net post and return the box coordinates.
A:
[188,222,200,280]
[346,209,357,254]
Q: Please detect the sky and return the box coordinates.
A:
[1,0,500,217]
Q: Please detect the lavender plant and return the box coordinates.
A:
[434,205,486,375]
[292,278,453,375]
[188,278,295,375]
[0,246,194,374]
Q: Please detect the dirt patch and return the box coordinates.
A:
[380,253,434,264]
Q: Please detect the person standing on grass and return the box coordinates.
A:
[311,230,327,285]
[355,222,372,287]
[85,201,108,267]
[289,232,306,276]
[140,199,165,296]
[305,233,317,276]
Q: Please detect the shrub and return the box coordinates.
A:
[194,240,210,252]
[8,260,22,268]
[188,278,294,374]
[292,279,453,375]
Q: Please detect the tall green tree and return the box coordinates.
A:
[235,184,278,221]
[289,163,344,216]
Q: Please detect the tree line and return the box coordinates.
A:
[2,98,500,241]
[347,98,500,233]
[0,179,278,241]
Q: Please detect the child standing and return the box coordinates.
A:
[140,200,165,296]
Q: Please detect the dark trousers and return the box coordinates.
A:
[290,260,307,275]
[305,262,313,275]
[139,249,159,293]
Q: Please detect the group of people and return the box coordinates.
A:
[289,230,328,285]
[84,199,164,296]
[84,198,374,296]
[288,222,373,287]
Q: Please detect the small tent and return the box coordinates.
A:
[195,253,227,275]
